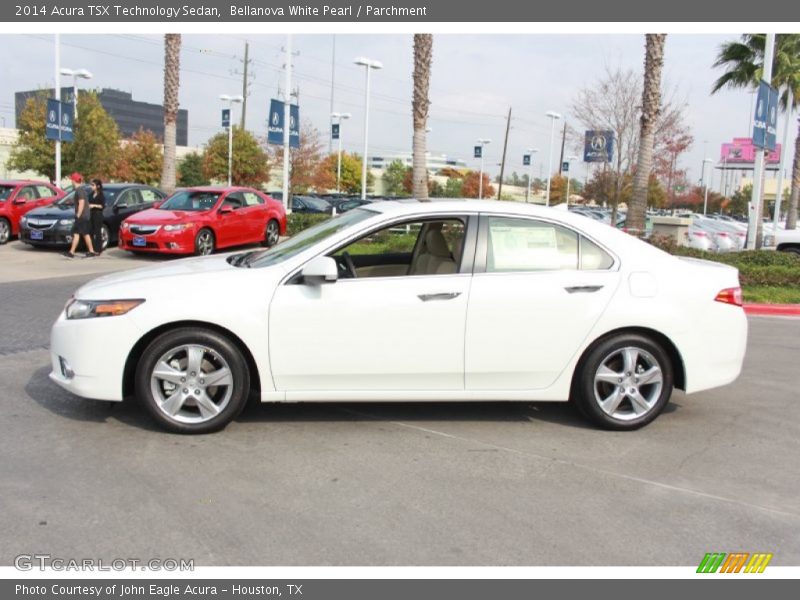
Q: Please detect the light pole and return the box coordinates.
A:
[354,56,382,200]
[331,111,351,193]
[544,110,561,207]
[525,148,539,203]
[477,138,491,199]
[219,94,243,187]
[564,155,579,206]
[59,68,92,120]
[702,158,714,215]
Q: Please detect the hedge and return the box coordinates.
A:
[286,213,330,236]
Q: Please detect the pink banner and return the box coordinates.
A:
[720,138,781,164]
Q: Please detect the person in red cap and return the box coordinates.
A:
[64,172,97,258]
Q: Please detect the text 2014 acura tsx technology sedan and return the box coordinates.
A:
[49,200,748,434]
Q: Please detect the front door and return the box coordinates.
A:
[269,216,474,392]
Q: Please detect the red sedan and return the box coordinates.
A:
[0,180,64,244]
[119,187,286,256]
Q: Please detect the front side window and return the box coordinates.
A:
[18,186,39,202]
[223,192,245,209]
[331,218,466,279]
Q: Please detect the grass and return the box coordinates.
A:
[742,286,800,305]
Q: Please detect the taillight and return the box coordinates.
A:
[693,231,707,237]
[715,287,743,307]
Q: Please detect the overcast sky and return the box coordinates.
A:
[0,32,777,188]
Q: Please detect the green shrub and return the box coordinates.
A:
[286,213,330,236]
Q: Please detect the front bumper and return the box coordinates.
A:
[49,310,142,401]
[19,224,74,247]
[119,228,195,254]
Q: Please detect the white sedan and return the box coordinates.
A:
[49,200,748,433]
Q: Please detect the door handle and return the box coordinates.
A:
[564,285,604,294]
[418,292,462,302]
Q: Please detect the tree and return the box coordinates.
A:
[571,65,689,224]
[712,34,800,230]
[203,127,270,186]
[177,152,209,187]
[462,171,494,199]
[412,34,433,200]
[270,122,326,195]
[160,33,181,195]
[115,129,163,185]
[315,151,371,194]
[628,34,667,234]
[382,159,409,195]
[9,91,120,182]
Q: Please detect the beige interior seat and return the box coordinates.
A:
[410,228,457,275]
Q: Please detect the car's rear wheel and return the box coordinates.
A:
[0,218,10,244]
[194,228,215,256]
[573,333,673,430]
[135,328,250,434]
[261,219,280,247]
[100,224,109,251]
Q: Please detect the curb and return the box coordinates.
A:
[744,303,800,317]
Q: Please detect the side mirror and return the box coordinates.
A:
[301,256,338,284]
[153,200,163,209]
[219,206,233,214]
[115,202,128,209]
[13,198,26,204]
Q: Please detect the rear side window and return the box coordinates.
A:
[36,185,55,198]
[485,217,613,272]
[243,192,263,206]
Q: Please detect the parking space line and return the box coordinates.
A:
[341,407,800,521]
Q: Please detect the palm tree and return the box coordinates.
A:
[160,34,181,195]
[412,34,433,201]
[712,34,800,230]
[628,34,667,234]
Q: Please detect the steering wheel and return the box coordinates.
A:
[342,251,357,279]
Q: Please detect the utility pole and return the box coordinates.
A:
[558,121,567,175]
[54,33,61,185]
[240,41,249,129]
[497,107,512,200]
[329,35,336,154]
[282,35,292,213]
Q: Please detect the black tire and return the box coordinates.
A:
[134,327,251,434]
[572,333,674,431]
[0,218,10,245]
[781,246,800,256]
[261,219,280,247]
[194,228,215,256]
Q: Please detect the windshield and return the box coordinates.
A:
[244,208,377,268]
[299,196,331,210]
[160,190,221,211]
[0,185,13,201]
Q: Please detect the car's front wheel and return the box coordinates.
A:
[135,328,250,433]
[194,228,215,256]
[0,218,10,244]
[573,333,673,430]
[100,224,110,251]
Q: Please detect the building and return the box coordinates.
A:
[368,152,468,174]
[15,88,188,146]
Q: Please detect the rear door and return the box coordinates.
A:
[241,190,267,241]
[465,215,621,391]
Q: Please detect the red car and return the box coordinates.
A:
[0,180,64,244]
[119,186,286,256]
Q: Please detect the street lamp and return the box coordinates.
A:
[354,56,382,200]
[544,111,561,207]
[525,148,539,203]
[702,158,714,216]
[331,111,351,193]
[219,94,243,187]
[476,138,491,199]
[564,155,579,206]
[59,67,92,120]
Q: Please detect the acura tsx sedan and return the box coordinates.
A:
[49,200,748,434]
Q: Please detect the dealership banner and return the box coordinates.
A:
[267,99,300,148]
[4,0,799,21]
[583,130,614,163]
[45,98,74,142]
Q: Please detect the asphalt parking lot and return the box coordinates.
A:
[1,240,799,566]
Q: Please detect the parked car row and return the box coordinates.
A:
[2,180,288,257]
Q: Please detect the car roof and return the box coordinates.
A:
[0,180,55,186]
[182,186,256,193]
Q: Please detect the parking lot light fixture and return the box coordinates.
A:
[525,148,539,203]
[220,94,244,187]
[702,158,714,216]
[354,57,382,200]
[565,155,579,206]
[544,111,562,207]
[477,138,491,199]
[60,67,92,120]
[331,112,351,194]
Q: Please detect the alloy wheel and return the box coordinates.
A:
[593,346,664,421]
[0,219,9,244]
[266,220,280,246]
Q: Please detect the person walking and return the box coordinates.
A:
[63,172,97,258]
[89,178,106,254]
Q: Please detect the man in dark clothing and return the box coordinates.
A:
[64,172,97,258]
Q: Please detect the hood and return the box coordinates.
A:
[23,204,72,219]
[126,208,210,224]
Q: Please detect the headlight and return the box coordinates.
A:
[58,218,73,226]
[164,223,192,231]
[121,222,130,230]
[20,216,27,226]
[763,235,775,247]
[65,298,145,320]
